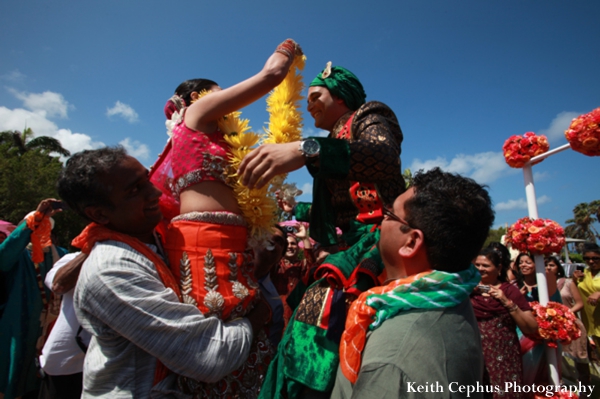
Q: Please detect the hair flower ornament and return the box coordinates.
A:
[505,217,565,255]
[502,132,549,168]
[165,110,182,138]
[565,106,600,157]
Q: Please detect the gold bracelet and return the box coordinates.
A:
[504,301,518,312]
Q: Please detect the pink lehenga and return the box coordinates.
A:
[149,113,272,398]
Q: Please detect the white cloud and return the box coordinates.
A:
[9,88,71,118]
[120,137,150,161]
[538,111,581,142]
[0,106,104,156]
[495,195,551,211]
[55,129,105,155]
[300,182,312,194]
[495,198,526,211]
[302,126,328,138]
[106,101,139,123]
[0,106,58,134]
[410,151,511,184]
[533,171,550,182]
[538,195,551,205]
[1,69,26,82]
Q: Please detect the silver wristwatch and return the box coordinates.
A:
[299,138,320,158]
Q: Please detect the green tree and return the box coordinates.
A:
[0,128,70,157]
[402,168,413,189]
[564,202,599,244]
[484,226,507,248]
[0,130,86,250]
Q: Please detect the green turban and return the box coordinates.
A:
[309,66,366,111]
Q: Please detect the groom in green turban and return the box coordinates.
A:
[241,62,404,253]
[240,63,406,398]
[309,64,366,112]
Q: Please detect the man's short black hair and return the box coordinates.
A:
[583,242,600,255]
[403,167,494,272]
[57,146,128,221]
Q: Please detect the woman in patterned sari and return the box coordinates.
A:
[471,245,538,398]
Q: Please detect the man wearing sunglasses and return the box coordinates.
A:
[331,168,494,399]
[574,242,600,351]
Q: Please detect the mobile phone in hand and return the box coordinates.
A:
[51,201,66,210]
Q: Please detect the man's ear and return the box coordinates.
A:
[332,95,346,106]
[398,229,425,258]
[83,206,111,226]
[190,91,199,101]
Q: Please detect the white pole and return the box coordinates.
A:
[528,143,571,164]
[522,165,539,219]
[522,162,560,385]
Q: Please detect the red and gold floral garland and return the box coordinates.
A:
[565,106,600,157]
[505,217,565,255]
[502,132,549,168]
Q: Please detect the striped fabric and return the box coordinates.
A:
[340,264,481,383]
[74,240,253,398]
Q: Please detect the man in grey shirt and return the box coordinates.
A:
[57,147,270,398]
[331,168,495,399]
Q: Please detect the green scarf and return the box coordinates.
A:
[367,264,481,330]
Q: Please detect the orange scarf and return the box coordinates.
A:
[339,270,432,383]
[72,222,182,384]
[25,211,52,263]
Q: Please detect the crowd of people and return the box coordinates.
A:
[0,38,598,399]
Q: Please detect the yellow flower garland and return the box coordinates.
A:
[222,55,306,246]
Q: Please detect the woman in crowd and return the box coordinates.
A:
[150,39,302,398]
[545,256,590,387]
[271,222,314,325]
[471,245,537,398]
[515,252,561,385]
[516,252,561,303]
[573,243,600,349]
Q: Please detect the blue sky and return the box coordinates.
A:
[1,1,598,232]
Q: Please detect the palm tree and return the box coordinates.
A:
[564,202,599,245]
[0,128,70,157]
[590,200,600,222]
[402,168,413,189]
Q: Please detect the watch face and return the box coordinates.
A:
[303,140,320,156]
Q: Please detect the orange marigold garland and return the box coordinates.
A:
[527,301,581,348]
[565,107,600,157]
[505,217,565,255]
[502,132,549,168]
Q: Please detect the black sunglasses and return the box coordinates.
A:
[382,206,414,229]
[583,256,600,262]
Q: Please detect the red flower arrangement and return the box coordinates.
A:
[565,107,600,157]
[505,217,565,255]
[502,132,550,168]
[527,301,581,348]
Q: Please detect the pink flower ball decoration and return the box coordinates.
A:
[565,107,600,157]
[505,217,565,255]
[528,301,581,348]
[502,132,550,168]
